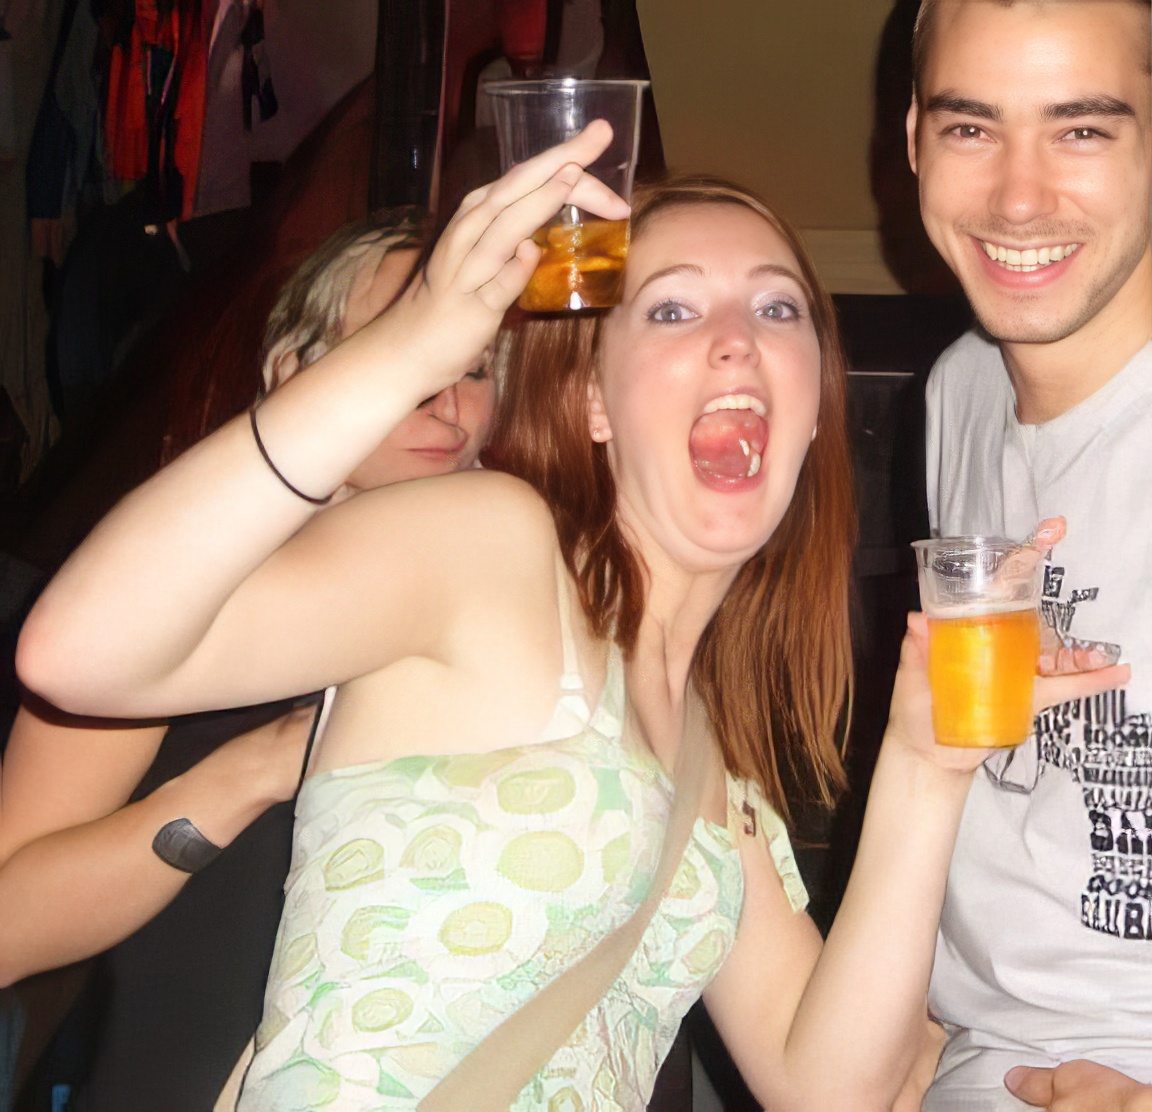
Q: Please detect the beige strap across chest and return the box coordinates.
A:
[418,560,718,1110]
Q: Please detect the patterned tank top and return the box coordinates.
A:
[238,567,807,1110]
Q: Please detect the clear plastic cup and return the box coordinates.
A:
[912,536,1043,748]
[485,78,648,312]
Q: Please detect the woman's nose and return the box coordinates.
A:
[708,310,759,366]
[421,384,460,423]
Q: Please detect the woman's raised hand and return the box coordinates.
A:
[395,121,630,386]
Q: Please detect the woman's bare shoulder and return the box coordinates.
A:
[285,469,558,610]
[346,469,555,553]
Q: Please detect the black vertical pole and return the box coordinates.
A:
[369,0,447,213]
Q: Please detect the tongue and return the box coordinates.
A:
[689,410,767,480]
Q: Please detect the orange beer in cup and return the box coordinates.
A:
[913,537,1044,748]
[519,216,631,312]
[485,78,648,313]
[926,606,1041,747]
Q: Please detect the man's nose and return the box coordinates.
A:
[989,139,1058,226]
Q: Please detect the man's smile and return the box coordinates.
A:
[978,239,1082,272]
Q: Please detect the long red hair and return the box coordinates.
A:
[488,176,856,818]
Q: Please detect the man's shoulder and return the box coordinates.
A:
[926,329,1010,414]
[928,329,1003,384]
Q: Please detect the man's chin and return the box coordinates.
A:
[968,296,1099,347]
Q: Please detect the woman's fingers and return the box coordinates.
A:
[991,516,1066,597]
[454,160,589,298]
[440,121,619,248]
[474,237,544,308]
[565,170,633,221]
[437,122,627,301]
[1028,516,1066,549]
[478,119,623,219]
[1038,626,1121,675]
[396,121,629,384]
[1033,662,1130,715]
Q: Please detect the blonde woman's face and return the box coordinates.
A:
[340,246,496,492]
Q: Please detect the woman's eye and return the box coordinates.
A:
[646,301,697,323]
[757,299,800,321]
[465,365,489,382]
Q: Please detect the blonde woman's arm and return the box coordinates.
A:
[0,700,311,985]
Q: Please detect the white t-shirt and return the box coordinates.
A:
[924,332,1152,1111]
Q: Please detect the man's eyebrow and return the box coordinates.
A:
[1040,95,1136,121]
[923,93,1001,122]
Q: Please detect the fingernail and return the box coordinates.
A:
[1004,1067,1026,1091]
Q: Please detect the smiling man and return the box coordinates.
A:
[907,1,1152,1110]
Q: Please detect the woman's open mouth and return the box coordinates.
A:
[689,394,768,485]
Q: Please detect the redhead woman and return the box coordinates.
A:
[16,124,1121,1110]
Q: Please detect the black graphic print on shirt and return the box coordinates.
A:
[1033,565,1152,942]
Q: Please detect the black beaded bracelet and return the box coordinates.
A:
[152,818,224,874]
[249,405,334,506]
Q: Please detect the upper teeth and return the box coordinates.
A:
[981,240,1080,271]
[702,394,766,417]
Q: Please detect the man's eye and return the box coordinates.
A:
[951,124,986,140]
[646,301,696,323]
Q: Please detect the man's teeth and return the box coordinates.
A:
[981,240,1080,272]
[701,394,766,417]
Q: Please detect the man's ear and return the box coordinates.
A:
[586,379,613,443]
[907,97,921,176]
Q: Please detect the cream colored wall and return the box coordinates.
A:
[637,0,903,293]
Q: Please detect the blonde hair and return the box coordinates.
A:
[261,216,421,393]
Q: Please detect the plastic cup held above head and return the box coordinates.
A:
[484,78,648,312]
[912,535,1044,748]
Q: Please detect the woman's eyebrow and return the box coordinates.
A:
[632,263,703,297]
[749,263,804,286]
[633,262,804,297]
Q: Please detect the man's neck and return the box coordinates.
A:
[1003,253,1152,425]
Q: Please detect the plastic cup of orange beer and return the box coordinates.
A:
[485,78,648,312]
[912,536,1043,748]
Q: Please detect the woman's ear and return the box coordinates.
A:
[586,379,613,443]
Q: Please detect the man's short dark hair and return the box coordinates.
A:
[911,0,1152,100]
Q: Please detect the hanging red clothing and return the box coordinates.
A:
[105,0,208,220]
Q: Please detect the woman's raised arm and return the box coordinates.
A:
[16,124,629,719]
